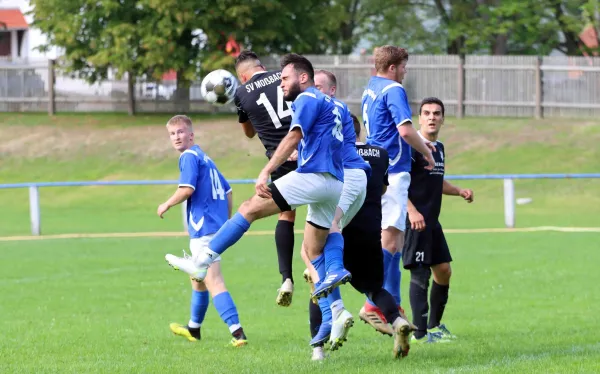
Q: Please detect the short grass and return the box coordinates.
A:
[1,232,599,373]
[0,113,600,372]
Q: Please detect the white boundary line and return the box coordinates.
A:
[0,226,599,242]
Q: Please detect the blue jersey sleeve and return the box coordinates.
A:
[178,153,201,189]
[290,92,319,136]
[385,86,412,127]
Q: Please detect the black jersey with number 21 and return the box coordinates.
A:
[409,141,446,223]
[233,70,292,158]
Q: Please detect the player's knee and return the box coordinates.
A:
[382,227,400,252]
[206,277,227,295]
[239,197,261,221]
[279,209,295,222]
[433,263,452,282]
[410,266,431,290]
[191,279,207,291]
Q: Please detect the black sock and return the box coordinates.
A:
[369,288,400,324]
[309,299,322,338]
[275,220,295,283]
[410,267,431,339]
[187,326,201,339]
[232,327,246,340]
[428,281,449,329]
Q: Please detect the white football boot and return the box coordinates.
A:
[329,309,354,351]
[165,251,208,282]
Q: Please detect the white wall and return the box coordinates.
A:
[1,0,60,60]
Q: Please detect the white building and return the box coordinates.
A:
[0,0,59,61]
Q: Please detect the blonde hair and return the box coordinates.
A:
[166,115,193,131]
[374,46,409,73]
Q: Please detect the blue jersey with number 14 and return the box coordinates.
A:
[361,76,412,174]
[178,144,231,238]
[290,86,344,182]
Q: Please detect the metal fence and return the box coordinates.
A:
[1,55,600,117]
[1,174,599,236]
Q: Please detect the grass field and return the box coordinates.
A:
[1,113,600,373]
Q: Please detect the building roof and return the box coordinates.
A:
[0,9,28,30]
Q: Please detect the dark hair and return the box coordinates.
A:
[280,53,314,82]
[235,50,260,68]
[419,97,445,116]
[351,114,361,137]
[315,69,337,87]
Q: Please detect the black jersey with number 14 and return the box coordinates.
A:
[233,70,292,158]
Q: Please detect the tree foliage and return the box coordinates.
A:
[364,0,600,56]
[29,0,600,100]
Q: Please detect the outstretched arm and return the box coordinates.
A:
[157,187,194,218]
[443,179,473,203]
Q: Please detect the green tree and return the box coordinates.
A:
[29,0,357,114]
[364,0,599,56]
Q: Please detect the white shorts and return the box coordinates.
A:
[381,172,411,231]
[339,168,368,229]
[190,234,221,262]
[273,171,343,229]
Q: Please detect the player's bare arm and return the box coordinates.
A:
[255,128,302,198]
[397,123,435,170]
[240,120,256,138]
[407,198,426,231]
[157,186,194,218]
[442,179,474,203]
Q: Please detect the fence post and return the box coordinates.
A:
[48,59,55,116]
[457,55,465,118]
[29,186,41,235]
[534,56,542,119]
[181,200,188,232]
[503,178,515,228]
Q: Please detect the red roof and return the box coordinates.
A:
[0,9,28,30]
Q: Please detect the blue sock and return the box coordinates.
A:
[208,212,251,255]
[311,254,332,323]
[190,290,209,325]
[384,252,402,307]
[213,292,241,331]
[368,248,393,306]
[327,287,342,305]
[324,232,345,273]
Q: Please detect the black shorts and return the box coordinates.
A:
[270,160,296,182]
[342,229,384,294]
[402,221,452,269]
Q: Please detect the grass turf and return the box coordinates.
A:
[0,113,599,372]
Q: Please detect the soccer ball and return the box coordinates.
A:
[200,69,238,105]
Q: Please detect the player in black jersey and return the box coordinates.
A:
[233,50,297,307]
[402,97,474,344]
[307,114,415,361]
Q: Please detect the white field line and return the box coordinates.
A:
[1,226,599,242]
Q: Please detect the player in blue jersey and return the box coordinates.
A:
[360,46,436,334]
[296,69,372,353]
[158,115,247,347]
[164,55,350,318]
[302,71,414,360]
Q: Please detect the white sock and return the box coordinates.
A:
[228,323,242,333]
[188,320,201,329]
[194,249,219,267]
[330,299,345,320]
